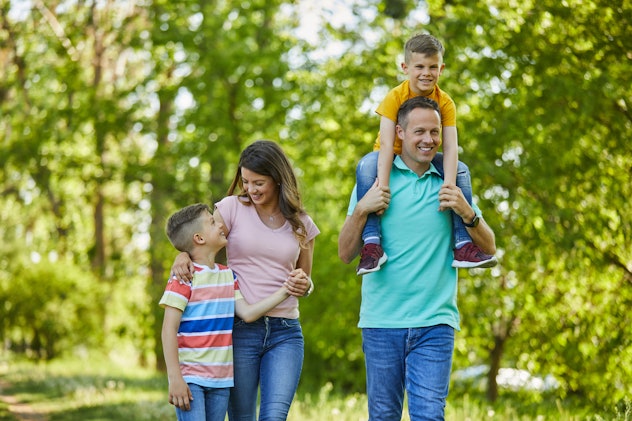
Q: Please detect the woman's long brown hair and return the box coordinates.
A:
[227,140,309,248]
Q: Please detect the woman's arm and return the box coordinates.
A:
[285,238,315,297]
[171,252,194,282]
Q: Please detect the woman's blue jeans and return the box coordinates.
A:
[228,316,304,421]
[356,151,473,247]
[362,325,455,421]
[175,383,230,421]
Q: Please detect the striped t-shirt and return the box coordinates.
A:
[159,262,242,388]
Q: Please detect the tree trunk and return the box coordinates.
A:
[487,332,506,402]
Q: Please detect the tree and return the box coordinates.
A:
[423,0,632,405]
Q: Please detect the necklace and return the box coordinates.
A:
[256,207,282,222]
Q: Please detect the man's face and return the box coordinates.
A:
[396,107,442,175]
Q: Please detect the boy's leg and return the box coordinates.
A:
[356,151,381,244]
[431,155,497,268]
[452,160,473,248]
[356,151,387,275]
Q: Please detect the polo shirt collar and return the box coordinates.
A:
[393,155,441,177]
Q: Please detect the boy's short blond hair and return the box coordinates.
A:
[404,33,445,63]
[166,203,211,252]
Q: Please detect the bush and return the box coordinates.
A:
[0,261,105,359]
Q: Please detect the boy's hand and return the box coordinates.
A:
[168,377,193,411]
[285,268,311,297]
[171,252,194,283]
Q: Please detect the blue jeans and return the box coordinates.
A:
[356,151,474,247]
[175,383,230,421]
[228,316,304,421]
[362,325,455,421]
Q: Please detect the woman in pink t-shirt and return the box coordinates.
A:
[171,140,319,420]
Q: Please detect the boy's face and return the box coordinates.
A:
[402,52,445,96]
[198,210,227,249]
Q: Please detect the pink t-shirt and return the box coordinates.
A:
[216,195,320,319]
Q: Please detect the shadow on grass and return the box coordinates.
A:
[2,370,173,421]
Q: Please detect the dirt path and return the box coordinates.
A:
[0,380,48,421]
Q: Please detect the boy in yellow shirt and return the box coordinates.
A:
[355,33,497,275]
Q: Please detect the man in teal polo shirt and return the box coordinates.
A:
[339,96,497,420]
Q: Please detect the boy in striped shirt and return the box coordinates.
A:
[160,203,291,421]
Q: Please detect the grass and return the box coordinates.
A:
[0,354,629,421]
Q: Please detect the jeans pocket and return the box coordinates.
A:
[280,318,300,328]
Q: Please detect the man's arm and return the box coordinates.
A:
[338,180,390,264]
[438,184,496,255]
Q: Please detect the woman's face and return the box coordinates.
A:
[241,167,279,207]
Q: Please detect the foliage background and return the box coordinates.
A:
[0,0,630,413]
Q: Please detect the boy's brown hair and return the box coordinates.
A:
[404,33,445,63]
[166,203,211,252]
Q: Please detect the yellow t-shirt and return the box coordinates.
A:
[373,80,456,154]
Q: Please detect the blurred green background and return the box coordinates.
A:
[0,0,630,415]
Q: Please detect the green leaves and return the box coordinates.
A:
[1,0,630,408]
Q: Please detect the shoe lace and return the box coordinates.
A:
[361,245,382,263]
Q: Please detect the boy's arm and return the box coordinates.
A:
[441,126,458,185]
[234,287,290,323]
[377,116,396,189]
[161,307,193,411]
[439,126,458,211]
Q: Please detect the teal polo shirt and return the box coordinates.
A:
[347,156,472,330]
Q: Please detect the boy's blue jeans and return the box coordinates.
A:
[175,383,230,421]
[362,325,455,421]
[228,316,304,421]
[356,151,473,247]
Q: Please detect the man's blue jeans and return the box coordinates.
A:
[228,316,304,421]
[356,151,474,247]
[175,383,230,421]
[362,325,455,421]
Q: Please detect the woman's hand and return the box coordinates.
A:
[284,268,312,297]
[172,252,194,282]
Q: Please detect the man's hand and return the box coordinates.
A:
[438,183,472,220]
[360,179,391,216]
